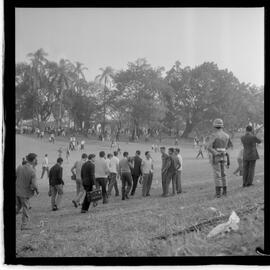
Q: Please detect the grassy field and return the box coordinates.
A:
[15,134,264,257]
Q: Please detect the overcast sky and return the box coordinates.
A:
[15,8,264,86]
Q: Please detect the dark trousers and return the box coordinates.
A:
[162,171,173,196]
[96,178,108,203]
[121,172,132,199]
[41,166,49,178]
[81,184,93,211]
[176,171,182,193]
[243,160,256,186]
[130,174,140,195]
[172,172,177,194]
[142,173,153,196]
[108,173,119,196]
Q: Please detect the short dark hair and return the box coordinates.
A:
[175,148,180,153]
[123,151,128,157]
[57,157,63,163]
[168,148,174,153]
[160,146,165,150]
[99,151,105,158]
[81,153,88,159]
[113,151,118,156]
[136,150,141,155]
[145,151,149,156]
[26,153,37,162]
[107,153,113,158]
[88,154,95,160]
[246,125,253,132]
[45,154,48,157]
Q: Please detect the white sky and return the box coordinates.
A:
[15,8,264,86]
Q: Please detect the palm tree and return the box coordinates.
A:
[95,66,114,136]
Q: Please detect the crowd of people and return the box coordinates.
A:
[16,118,262,230]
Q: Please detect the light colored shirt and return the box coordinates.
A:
[42,157,49,167]
[72,160,85,180]
[109,156,119,174]
[141,158,153,174]
[177,154,183,171]
[95,158,110,178]
[16,164,38,197]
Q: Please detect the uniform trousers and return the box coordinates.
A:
[130,174,140,195]
[16,196,30,226]
[212,162,226,187]
[243,160,256,186]
[51,184,63,209]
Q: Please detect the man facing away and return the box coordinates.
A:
[107,151,120,197]
[130,150,142,196]
[95,151,110,204]
[141,151,154,197]
[174,148,183,194]
[16,153,39,230]
[241,125,261,187]
[168,147,179,195]
[49,157,64,211]
[81,154,96,213]
[119,152,134,200]
[40,154,49,179]
[71,153,88,208]
[207,118,232,198]
[160,146,172,197]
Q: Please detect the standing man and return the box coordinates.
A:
[49,158,64,211]
[81,154,96,213]
[95,151,110,204]
[16,153,39,230]
[241,126,261,187]
[160,146,172,197]
[71,153,88,208]
[107,151,120,197]
[207,119,232,198]
[40,154,49,179]
[174,148,183,194]
[130,150,142,196]
[119,152,133,200]
[141,151,154,197]
[168,148,179,195]
[196,143,204,159]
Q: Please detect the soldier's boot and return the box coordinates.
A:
[215,187,221,198]
[222,186,227,196]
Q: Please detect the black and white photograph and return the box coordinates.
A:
[8,5,268,262]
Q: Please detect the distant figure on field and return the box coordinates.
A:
[140,151,154,197]
[160,146,172,197]
[233,148,244,176]
[196,143,204,159]
[174,148,183,194]
[40,154,49,179]
[241,126,261,187]
[107,152,120,197]
[130,150,142,196]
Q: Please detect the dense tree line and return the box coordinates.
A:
[16,49,264,139]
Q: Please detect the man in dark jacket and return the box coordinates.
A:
[49,158,64,211]
[241,126,262,187]
[81,154,96,213]
[160,146,172,197]
[130,150,142,196]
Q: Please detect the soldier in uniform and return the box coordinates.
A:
[207,119,232,198]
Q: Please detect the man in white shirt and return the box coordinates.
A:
[40,154,49,179]
[140,151,154,197]
[95,151,110,203]
[174,148,183,194]
[107,151,120,197]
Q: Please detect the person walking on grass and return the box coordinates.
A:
[130,150,142,196]
[66,147,70,160]
[207,119,232,198]
[233,148,244,176]
[174,148,183,194]
[71,153,88,208]
[16,153,39,230]
[81,154,96,213]
[95,151,110,204]
[49,158,64,211]
[107,152,120,197]
[196,143,204,159]
[141,151,154,197]
[40,154,49,179]
[160,146,172,197]
[241,125,262,187]
[119,152,134,200]
[168,148,179,195]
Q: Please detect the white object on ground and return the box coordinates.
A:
[207,211,240,238]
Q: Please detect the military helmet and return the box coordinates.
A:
[213,118,224,128]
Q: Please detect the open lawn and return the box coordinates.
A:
[16,134,264,257]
